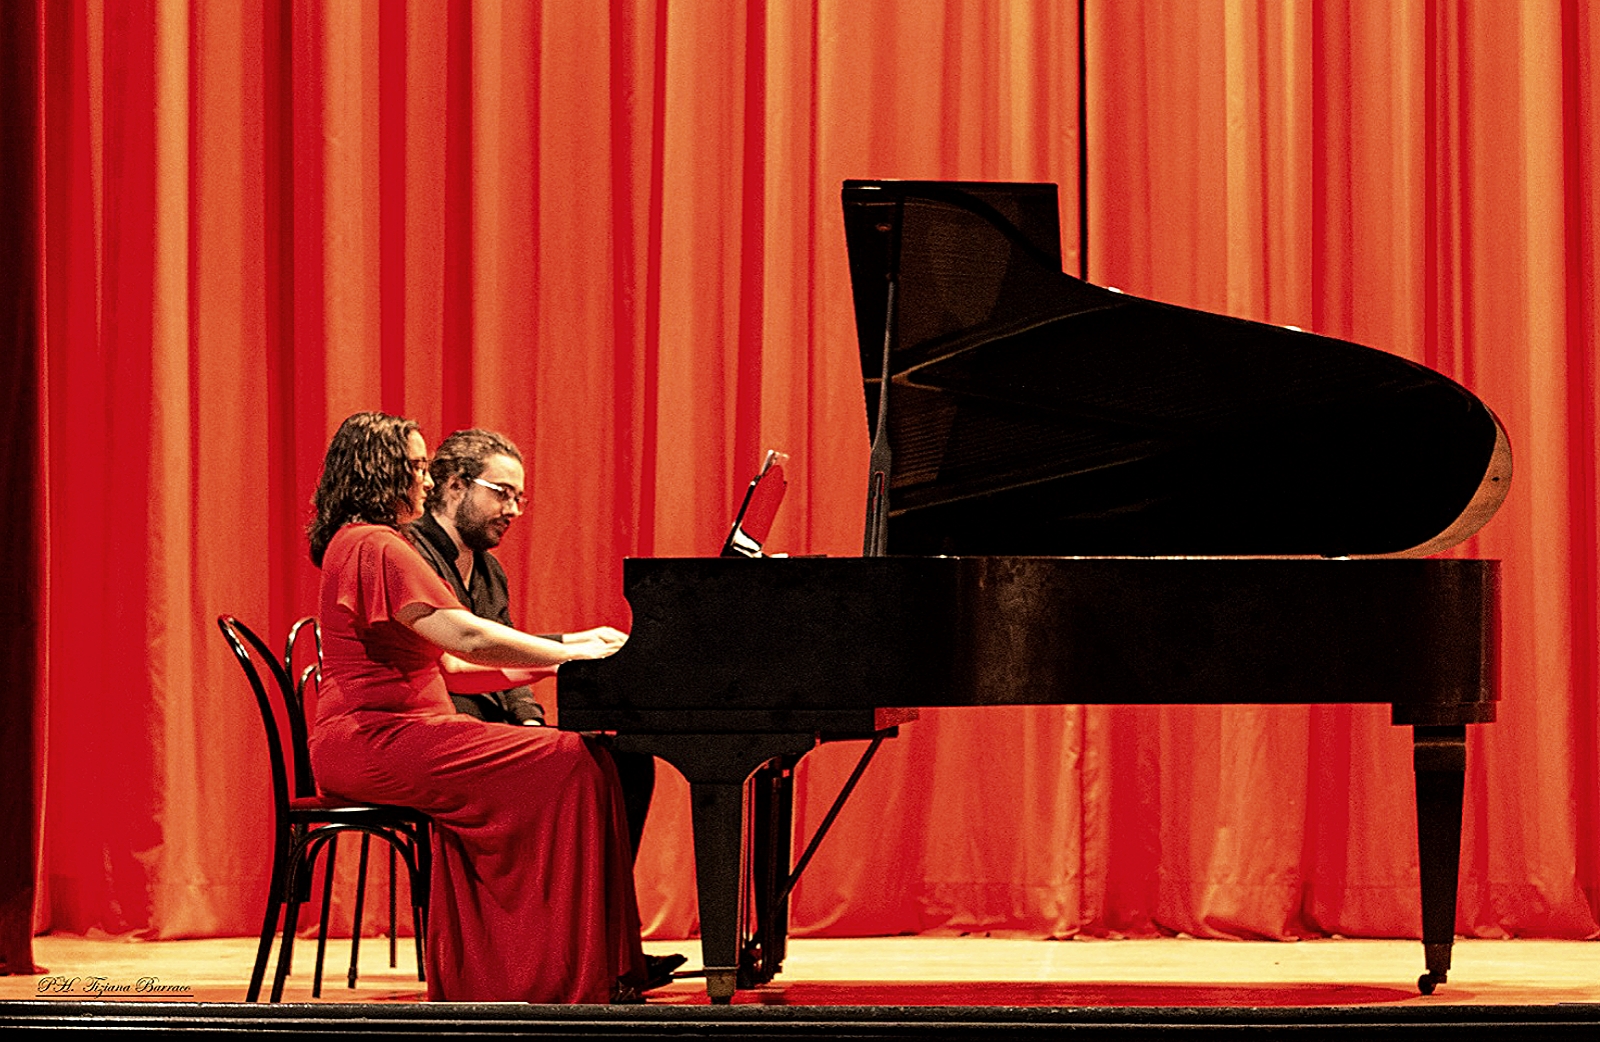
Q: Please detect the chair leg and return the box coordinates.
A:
[414,829,430,982]
[388,843,398,968]
[311,834,339,998]
[348,832,372,989]
[272,893,303,1003]
[413,895,427,982]
[248,883,283,1002]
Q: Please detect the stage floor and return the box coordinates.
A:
[3,933,1595,1007]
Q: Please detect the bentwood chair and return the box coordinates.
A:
[219,614,431,1002]
[283,617,406,994]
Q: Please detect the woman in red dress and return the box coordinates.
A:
[305,411,647,1003]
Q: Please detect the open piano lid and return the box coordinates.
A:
[843,179,1511,558]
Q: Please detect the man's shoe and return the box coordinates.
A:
[643,953,688,991]
[610,979,646,1004]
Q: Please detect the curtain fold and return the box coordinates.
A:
[0,0,44,978]
[10,0,1596,956]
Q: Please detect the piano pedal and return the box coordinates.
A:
[737,943,758,989]
[737,940,780,989]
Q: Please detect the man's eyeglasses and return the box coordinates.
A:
[471,476,527,509]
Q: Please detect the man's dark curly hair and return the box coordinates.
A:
[425,428,523,512]
[308,411,422,566]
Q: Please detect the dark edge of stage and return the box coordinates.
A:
[4,1001,1600,1040]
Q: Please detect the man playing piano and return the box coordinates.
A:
[407,428,683,989]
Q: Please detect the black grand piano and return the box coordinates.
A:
[559,180,1512,1002]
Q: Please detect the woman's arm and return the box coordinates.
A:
[437,654,558,693]
[396,603,621,668]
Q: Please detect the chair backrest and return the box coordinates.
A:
[218,615,319,805]
[284,616,321,693]
[283,616,323,774]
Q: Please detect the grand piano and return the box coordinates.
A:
[559,180,1512,1002]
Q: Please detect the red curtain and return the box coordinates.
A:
[1075,0,1600,942]
[0,0,45,978]
[6,0,1595,972]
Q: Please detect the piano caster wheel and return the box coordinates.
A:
[705,969,737,1005]
[1417,971,1445,995]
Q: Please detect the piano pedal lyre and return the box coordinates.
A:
[737,725,905,992]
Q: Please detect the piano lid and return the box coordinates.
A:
[843,179,1511,558]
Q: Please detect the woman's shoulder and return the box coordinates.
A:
[323,522,456,618]
[326,523,410,559]
[337,522,403,542]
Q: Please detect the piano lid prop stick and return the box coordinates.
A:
[773,733,889,908]
[863,243,897,557]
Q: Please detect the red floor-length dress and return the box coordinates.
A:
[308,523,645,1003]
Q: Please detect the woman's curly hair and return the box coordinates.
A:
[308,411,421,566]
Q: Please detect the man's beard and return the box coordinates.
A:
[456,495,508,552]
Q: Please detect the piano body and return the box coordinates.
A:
[559,180,1511,1002]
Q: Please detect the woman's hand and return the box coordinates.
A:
[561,628,628,662]
[564,625,628,649]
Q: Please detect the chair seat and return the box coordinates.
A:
[288,795,430,824]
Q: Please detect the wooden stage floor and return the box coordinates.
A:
[4,934,1597,1038]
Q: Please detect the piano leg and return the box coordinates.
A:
[628,732,817,1003]
[690,780,745,1003]
[1412,724,1467,995]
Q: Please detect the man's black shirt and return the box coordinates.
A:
[407,510,548,724]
